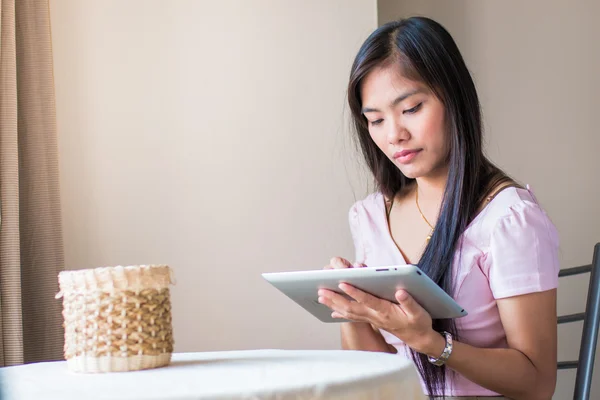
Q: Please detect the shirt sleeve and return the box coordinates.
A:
[487,201,560,299]
[348,202,366,265]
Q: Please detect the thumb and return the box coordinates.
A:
[329,257,353,269]
[395,290,418,313]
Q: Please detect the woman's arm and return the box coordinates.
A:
[340,322,397,353]
[318,285,557,400]
[415,290,557,400]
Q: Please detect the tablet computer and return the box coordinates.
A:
[262,264,467,323]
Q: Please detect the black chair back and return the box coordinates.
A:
[558,243,600,400]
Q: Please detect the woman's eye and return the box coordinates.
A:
[403,103,422,114]
[370,119,383,126]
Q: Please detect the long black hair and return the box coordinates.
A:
[347,16,511,397]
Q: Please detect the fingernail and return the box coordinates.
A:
[318,297,324,303]
[396,290,408,301]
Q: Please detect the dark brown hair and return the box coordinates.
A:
[347,16,511,397]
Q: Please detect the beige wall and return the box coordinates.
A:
[50,0,600,396]
[378,1,600,399]
[50,0,376,352]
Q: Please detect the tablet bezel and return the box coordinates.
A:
[262,265,467,323]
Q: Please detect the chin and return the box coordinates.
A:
[397,166,426,180]
[397,160,446,180]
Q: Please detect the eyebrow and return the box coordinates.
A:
[361,89,424,114]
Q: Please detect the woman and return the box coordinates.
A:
[317,17,559,400]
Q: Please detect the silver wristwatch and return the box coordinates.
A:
[428,331,453,366]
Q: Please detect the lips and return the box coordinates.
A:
[394,149,419,158]
[393,149,421,164]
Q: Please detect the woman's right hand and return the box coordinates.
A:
[321,257,367,324]
[323,257,366,270]
[321,257,393,353]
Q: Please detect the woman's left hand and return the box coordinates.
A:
[318,283,441,355]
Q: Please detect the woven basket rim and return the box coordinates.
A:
[59,264,170,275]
[56,264,174,298]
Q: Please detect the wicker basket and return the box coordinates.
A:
[56,264,175,373]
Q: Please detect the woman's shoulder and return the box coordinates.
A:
[347,191,387,228]
[350,184,414,217]
[478,185,547,223]
[476,185,560,298]
[349,192,385,213]
[472,184,559,249]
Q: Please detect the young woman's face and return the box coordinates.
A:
[360,63,449,180]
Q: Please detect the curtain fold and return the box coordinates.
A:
[0,0,65,366]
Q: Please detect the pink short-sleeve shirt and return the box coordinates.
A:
[348,185,560,397]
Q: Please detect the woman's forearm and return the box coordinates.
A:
[418,333,555,400]
[341,322,396,353]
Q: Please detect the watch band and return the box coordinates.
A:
[428,331,453,366]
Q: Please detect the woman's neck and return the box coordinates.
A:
[415,177,445,201]
[414,168,448,220]
[415,166,447,200]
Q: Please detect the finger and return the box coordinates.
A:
[320,289,369,321]
[394,289,422,315]
[352,262,368,268]
[317,294,335,309]
[318,293,355,318]
[334,285,379,320]
[329,257,352,269]
[319,289,352,308]
[338,283,382,310]
[332,311,361,322]
[334,304,367,322]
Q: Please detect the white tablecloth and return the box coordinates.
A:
[0,349,426,400]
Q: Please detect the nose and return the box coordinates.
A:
[386,118,410,144]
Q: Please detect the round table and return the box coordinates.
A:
[0,349,426,400]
